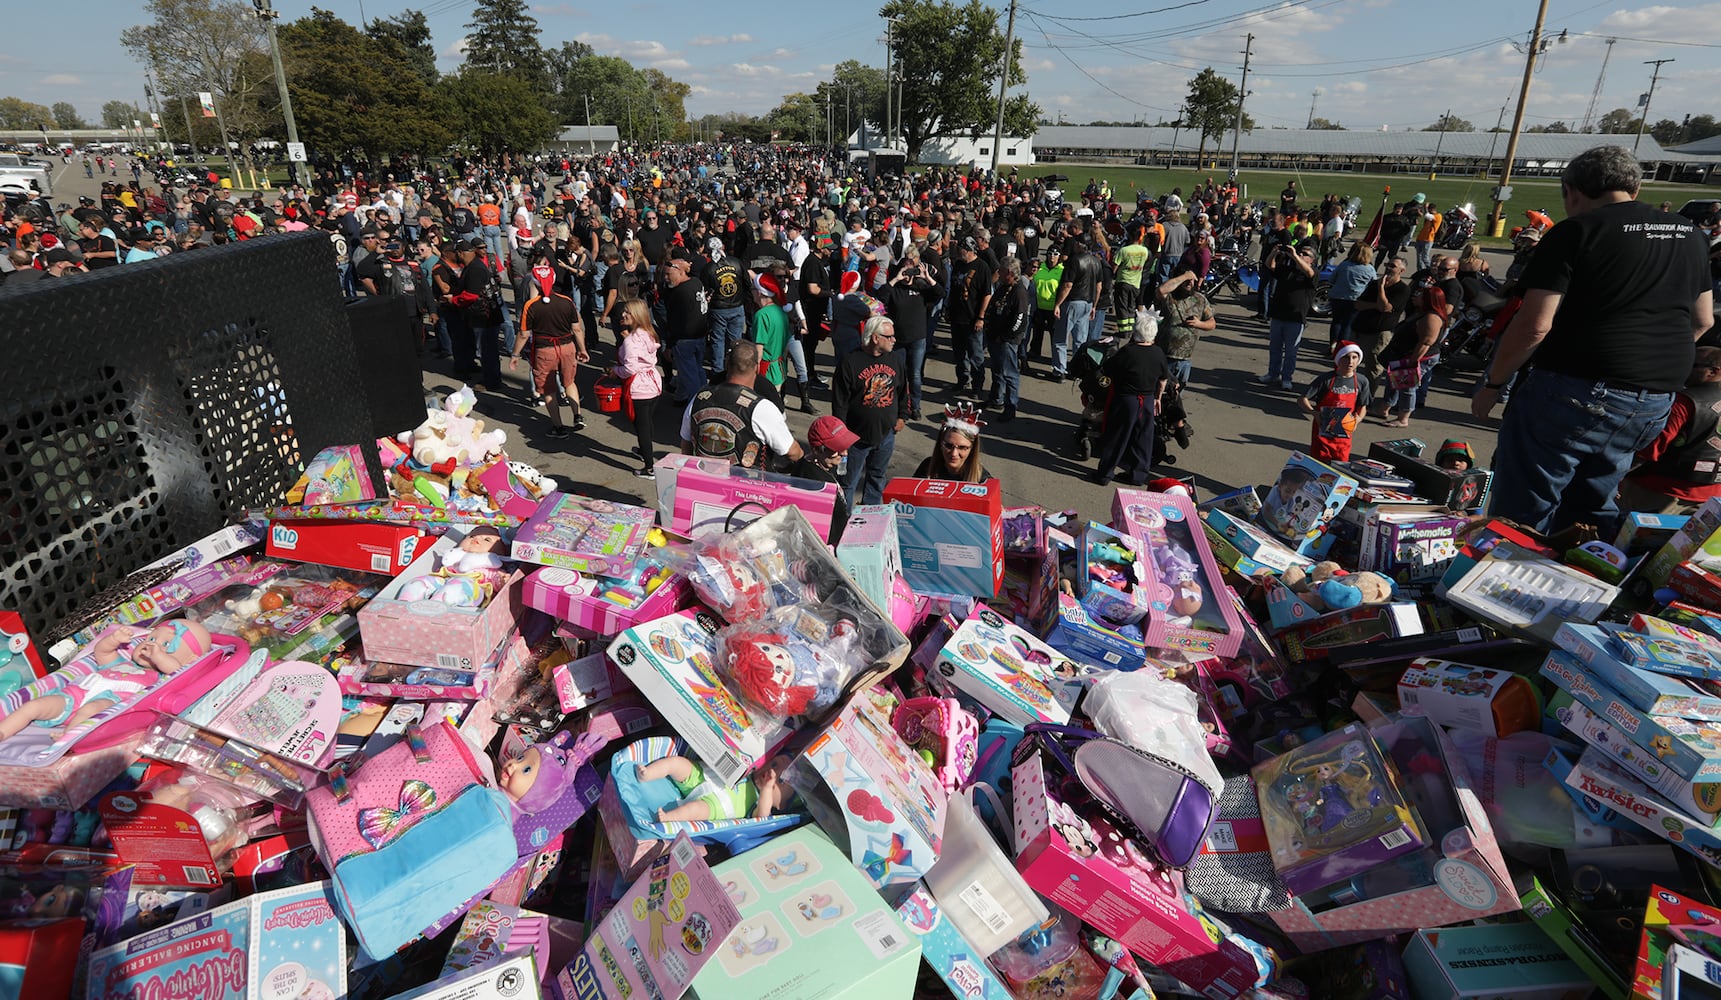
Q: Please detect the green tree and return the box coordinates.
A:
[1648,119,1685,146]
[51,102,86,128]
[280,8,453,159]
[1597,108,1639,134]
[767,93,822,142]
[367,10,439,88]
[1183,67,1249,162]
[463,0,544,89]
[877,0,1040,162]
[543,40,596,119]
[1307,117,1344,130]
[1422,114,1474,132]
[1687,115,1720,143]
[100,100,137,129]
[640,69,690,142]
[441,69,558,156]
[1527,121,1571,133]
[0,98,55,130]
[813,60,888,143]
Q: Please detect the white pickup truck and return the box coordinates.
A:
[0,153,54,196]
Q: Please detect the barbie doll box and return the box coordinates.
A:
[358,527,527,672]
[882,478,1004,598]
[933,608,1081,726]
[1117,490,1246,658]
[789,696,947,896]
[687,827,919,1000]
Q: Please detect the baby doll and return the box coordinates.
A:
[0,620,212,742]
[1149,528,1205,624]
[496,730,607,816]
[398,527,508,607]
[720,615,859,720]
[634,754,796,823]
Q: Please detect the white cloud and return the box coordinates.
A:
[733,63,779,78]
[653,58,692,71]
[690,33,752,46]
[41,73,81,86]
[529,2,585,14]
[439,36,469,60]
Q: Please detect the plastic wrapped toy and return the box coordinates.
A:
[397,526,509,607]
[0,620,213,744]
[671,531,824,623]
[715,605,865,721]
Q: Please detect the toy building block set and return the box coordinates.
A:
[13,404,1721,1000]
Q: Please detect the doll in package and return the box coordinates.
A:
[714,605,866,724]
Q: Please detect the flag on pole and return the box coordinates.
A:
[198,92,215,118]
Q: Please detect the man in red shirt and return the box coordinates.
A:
[1619,347,1721,514]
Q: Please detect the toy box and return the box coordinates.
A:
[1252,725,1428,895]
[1550,696,1721,823]
[607,609,789,787]
[552,649,633,714]
[1634,884,1721,1000]
[183,560,382,659]
[1401,923,1592,1000]
[357,526,527,671]
[836,504,907,618]
[1254,452,1358,554]
[1666,526,1721,608]
[1002,506,1047,559]
[1367,440,1492,512]
[1618,512,1690,555]
[669,455,840,541]
[1076,522,1152,627]
[1396,658,1539,737]
[1202,507,1311,574]
[550,833,739,1000]
[1541,652,1721,783]
[1010,749,1262,999]
[1120,491,1245,658]
[521,560,692,638]
[1554,627,1721,722]
[1642,497,1721,590]
[1199,485,1264,520]
[893,884,1013,1000]
[1357,510,1469,590]
[882,478,1004,598]
[511,492,656,576]
[86,880,347,1000]
[1042,593,1148,670]
[1602,623,1721,682]
[98,781,235,889]
[0,733,142,809]
[1562,749,1721,868]
[396,953,541,1000]
[687,827,919,1000]
[337,632,507,702]
[1517,872,1631,1000]
[933,609,1081,725]
[1261,716,1521,950]
[1271,590,1424,664]
[0,916,82,1000]
[790,696,946,896]
[265,518,429,576]
[0,612,45,701]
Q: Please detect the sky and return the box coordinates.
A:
[2,0,1718,136]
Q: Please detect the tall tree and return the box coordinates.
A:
[1686,115,1720,143]
[1649,118,1686,146]
[543,40,596,118]
[640,69,690,142]
[767,93,822,142]
[101,100,137,129]
[1307,117,1344,130]
[463,0,544,89]
[51,102,86,128]
[877,0,1040,162]
[280,8,452,159]
[1422,114,1474,132]
[813,60,888,143]
[1526,121,1571,133]
[1183,67,1249,162]
[367,10,439,87]
[441,69,558,155]
[0,98,55,130]
[1596,108,1639,134]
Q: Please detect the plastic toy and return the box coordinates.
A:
[717,607,864,721]
[633,753,796,822]
[397,525,508,607]
[0,620,211,743]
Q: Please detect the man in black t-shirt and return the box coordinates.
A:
[1475,145,1715,533]
[1255,242,1318,389]
[662,250,709,402]
[1352,259,1411,382]
[947,236,993,396]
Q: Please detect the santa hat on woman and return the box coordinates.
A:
[753,273,787,307]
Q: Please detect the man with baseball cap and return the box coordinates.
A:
[788,415,859,544]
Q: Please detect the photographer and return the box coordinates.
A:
[881,252,943,419]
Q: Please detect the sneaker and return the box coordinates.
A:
[634,467,656,479]
[910,408,923,420]
[1091,470,1113,486]
[1280,381,1293,391]
[546,425,570,438]
[572,416,587,432]
[1051,373,1067,384]
[1253,375,1277,385]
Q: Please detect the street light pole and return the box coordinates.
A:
[1634,58,1674,155]
[990,0,1018,174]
[1489,0,1549,237]
[253,0,300,185]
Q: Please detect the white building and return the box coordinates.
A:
[552,125,620,154]
[845,129,1035,167]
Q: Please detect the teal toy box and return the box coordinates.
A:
[1401,923,1592,1000]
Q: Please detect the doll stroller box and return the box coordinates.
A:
[265,518,430,576]
[1261,716,1520,950]
[1251,724,1429,895]
[511,492,656,576]
[934,608,1081,725]
[669,456,840,542]
[608,609,788,788]
[687,826,919,1000]
[522,559,693,639]
[1255,452,1359,555]
[1402,923,1591,1000]
[882,478,1004,598]
[790,696,947,896]
[836,504,905,618]
[1119,491,1245,658]
[1010,749,1262,999]
[358,527,527,671]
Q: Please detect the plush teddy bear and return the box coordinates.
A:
[1280,561,1395,612]
[400,386,507,469]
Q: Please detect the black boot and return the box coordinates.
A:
[791,378,815,414]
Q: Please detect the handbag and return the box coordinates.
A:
[1184,774,1293,913]
[1386,356,1420,390]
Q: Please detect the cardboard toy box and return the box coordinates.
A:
[1202,507,1311,574]
[356,526,526,671]
[1643,498,1721,590]
[1552,696,1721,821]
[0,733,144,809]
[1011,750,1261,999]
[1554,627,1721,722]
[790,696,946,897]
[668,453,840,541]
[1633,884,1721,1000]
[265,518,430,576]
[1401,923,1592,1000]
[510,491,656,576]
[1617,512,1689,555]
[933,608,1081,725]
[882,478,1004,598]
[688,827,919,1000]
[1254,452,1359,556]
[1541,652,1721,784]
[1560,749,1721,867]
[1042,593,1148,671]
[1266,580,1424,663]
[520,559,692,639]
[1357,510,1470,591]
[1518,873,1631,1000]
[893,885,1013,1000]
[1367,439,1492,513]
[1075,522,1152,627]
[1444,541,1620,645]
[1117,490,1245,658]
[837,504,907,619]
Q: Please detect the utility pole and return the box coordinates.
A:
[1634,58,1673,155]
[1484,102,1508,174]
[1306,88,1320,129]
[990,0,1017,172]
[585,94,594,154]
[1580,37,1616,133]
[253,0,300,185]
[1228,33,1253,181]
[884,20,893,151]
[1430,107,1451,179]
[1488,0,1549,237]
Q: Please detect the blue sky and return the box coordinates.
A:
[3,0,1717,134]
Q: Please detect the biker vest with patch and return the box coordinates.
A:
[690,382,765,468]
[1648,382,1721,486]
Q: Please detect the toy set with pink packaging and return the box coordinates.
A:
[1115,489,1246,658]
[357,525,528,672]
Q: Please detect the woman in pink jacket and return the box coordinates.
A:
[613,299,664,478]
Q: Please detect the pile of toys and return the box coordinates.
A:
[9,401,1721,1000]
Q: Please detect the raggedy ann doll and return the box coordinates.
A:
[717,610,864,722]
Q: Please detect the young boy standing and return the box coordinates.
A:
[1299,341,1373,463]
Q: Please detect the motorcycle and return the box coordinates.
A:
[1437,203,1477,249]
[1200,236,1249,299]
[1436,273,1512,370]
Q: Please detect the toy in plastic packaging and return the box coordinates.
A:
[714,605,865,723]
[990,909,1110,1000]
[667,530,825,623]
[1083,666,1225,795]
[891,696,979,794]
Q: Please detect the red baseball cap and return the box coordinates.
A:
[808,416,860,453]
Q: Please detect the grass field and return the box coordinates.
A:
[1015,163,1719,244]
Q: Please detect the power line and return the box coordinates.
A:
[1022,12,1181,115]
[1569,32,1721,50]
[1024,0,1215,22]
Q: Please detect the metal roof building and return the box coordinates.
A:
[553,125,620,153]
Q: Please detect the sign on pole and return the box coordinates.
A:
[286,142,307,163]
[198,92,216,118]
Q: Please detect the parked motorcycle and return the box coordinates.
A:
[1437,273,1513,370]
[1437,203,1477,249]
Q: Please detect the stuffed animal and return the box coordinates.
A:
[399,386,507,469]
[1280,561,1395,612]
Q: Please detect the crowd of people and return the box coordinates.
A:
[3,139,1719,540]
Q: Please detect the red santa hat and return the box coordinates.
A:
[753,272,786,306]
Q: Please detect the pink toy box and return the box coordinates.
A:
[357,526,527,671]
[187,654,344,769]
[0,731,143,808]
[551,648,634,713]
[511,491,656,576]
[1261,715,1521,950]
[1117,490,1246,658]
[522,561,692,638]
[265,517,431,576]
[1011,748,1262,998]
[335,635,505,702]
[668,454,840,541]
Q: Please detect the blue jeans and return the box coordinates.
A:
[672,339,708,400]
[1169,358,1192,387]
[709,306,746,372]
[1384,355,1438,415]
[785,334,809,382]
[1265,319,1304,384]
[481,225,505,270]
[433,315,453,355]
[1091,308,1108,340]
[473,323,504,388]
[988,337,1021,410]
[1258,277,1275,319]
[1488,369,1674,534]
[844,432,896,507]
[956,319,987,390]
[1329,299,1357,343]
[904,337,927,412]
[1053,299,1094,376]
[1414,240,1434,271]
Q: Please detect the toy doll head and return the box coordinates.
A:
[1170,582,1204,618]
[501,731,604,814]
[128,620,211,675]
[727,632,817,717]
[460,526,505,554]
[30,883,83,918]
